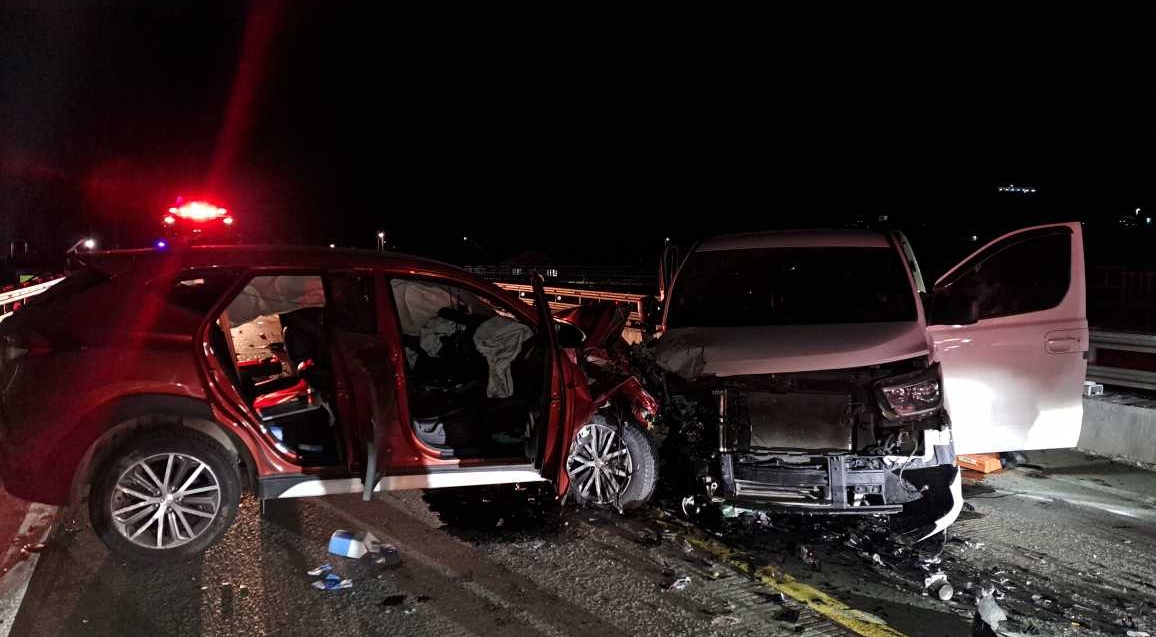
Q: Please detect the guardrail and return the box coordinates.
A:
[465,265,654,293]
[0,277,65,323]
[1087,330,1156,392]
[493,283,649,325]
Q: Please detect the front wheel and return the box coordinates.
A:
[566,415,657,510]
[89,429,241,561]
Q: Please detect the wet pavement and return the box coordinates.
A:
[5,450,1156,637]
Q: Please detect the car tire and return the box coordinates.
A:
[566,415,658,510]
[89,428,241,562]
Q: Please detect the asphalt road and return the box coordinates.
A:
[8,452,1156,637]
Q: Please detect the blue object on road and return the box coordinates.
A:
[328,530,381,559]
[311,572,352,591]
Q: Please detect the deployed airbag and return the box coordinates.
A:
[473,316,533,398]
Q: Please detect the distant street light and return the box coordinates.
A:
[83,238,96,250]
[329,243,336,249]
[376,231,386,251]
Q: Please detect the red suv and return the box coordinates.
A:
[0,246,658,560]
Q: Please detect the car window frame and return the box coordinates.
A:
[933,226,1073,322]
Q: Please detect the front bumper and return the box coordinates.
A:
[712,429,960,535]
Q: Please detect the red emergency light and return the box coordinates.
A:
[168,201,229,221]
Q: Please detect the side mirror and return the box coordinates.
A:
[929,287,979,326]
[554,320,585,349]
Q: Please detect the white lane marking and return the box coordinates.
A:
[0,503,58,637]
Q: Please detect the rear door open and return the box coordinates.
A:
[927,222,1087,454]
[326,271,397,498]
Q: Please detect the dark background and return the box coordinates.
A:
[1,2,1153,282]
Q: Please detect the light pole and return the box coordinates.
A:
[376,231,385,251]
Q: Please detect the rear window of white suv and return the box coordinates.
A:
[667,247,917,328]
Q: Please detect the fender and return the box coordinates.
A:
[67,394,259,503]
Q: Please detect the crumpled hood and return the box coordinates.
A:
[655,322,929,379]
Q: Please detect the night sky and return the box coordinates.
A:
[1,2,1152,272]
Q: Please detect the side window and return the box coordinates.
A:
[164,269,243,315]
[943,232,1071,320]
[328,273,377,334]
[389,277,525,370]
[223,274,326,363]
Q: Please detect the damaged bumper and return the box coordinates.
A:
[708,429,961,539]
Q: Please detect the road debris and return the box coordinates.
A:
[974,589,1007,634]
[1126,631,1150,637]
[311,572,352,591]
[307,564,332,577]
[797,544,820,571]
[373,543,402,567]
[329,529,382,559]
[663,575,691,592]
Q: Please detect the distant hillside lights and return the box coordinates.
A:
[1118,207,1151,228]
[998,184,1037,193]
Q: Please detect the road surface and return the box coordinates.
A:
[4,450,1155,637]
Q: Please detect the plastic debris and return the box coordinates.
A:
[871,552,885,567]
[311,573,353,591]
[373,544,402,567]
[328,530,382,559]
[307,564,332,577]
[797,544,820,571]
[664,575,692,592]
[1126,632,1150,637]
[924,571,954,599]
[975,590,1007,633]
[924,571,948,590]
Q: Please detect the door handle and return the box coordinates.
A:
[1046,337,1079,354]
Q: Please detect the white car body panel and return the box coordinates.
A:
[929,222,1088,455]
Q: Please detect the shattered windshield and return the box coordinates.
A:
[666,246,918,328]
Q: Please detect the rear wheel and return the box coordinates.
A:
[90,429,241,561]
[566,415,657,510]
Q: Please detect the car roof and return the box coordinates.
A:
[83,244,469,278]
[695,228,891,252]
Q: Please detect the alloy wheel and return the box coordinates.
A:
[109,452,221,550]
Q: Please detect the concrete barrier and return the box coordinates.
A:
[1078,395,1156,465]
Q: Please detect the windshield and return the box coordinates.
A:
[666,246,917,328]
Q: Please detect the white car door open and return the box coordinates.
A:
[927,222,1087,455]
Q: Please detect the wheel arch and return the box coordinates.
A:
[69,394,258,503]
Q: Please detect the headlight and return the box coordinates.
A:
[875,364,942,420]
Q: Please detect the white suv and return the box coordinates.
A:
[655,223,1086,540]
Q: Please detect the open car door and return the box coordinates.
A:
[326,271,396,498]
[927,222,1087,455]
[529,273,577,495]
